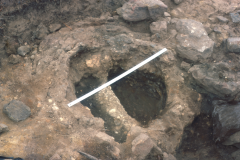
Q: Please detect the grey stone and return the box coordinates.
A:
[48,23,61,33]
[8,54,20,64]
[189,62,240,100]
[231,149,240,160]
[180,61,191,71]
[17,45,31,56]
[150,21,167,34]
[132,133,162,160]
[227,37,240,53]
[163,152,177,160]
[173,0,183,5]
[119,0,167,21]
[0,124,9,133]
[212,101,240,142]
[176,34,214,62]
[107,34,133,56]
[120,2,150,21]
[217,16,229,23]
[223,131,240,146]
[3,100,31,122]
[230,12,240,23]
[176,19,214,62]
[176,19,207,37]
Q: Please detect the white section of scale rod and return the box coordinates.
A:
[68,48,167,107]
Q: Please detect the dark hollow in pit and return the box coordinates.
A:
[74,68,167,142]
[176,113,238,160]
[75,75,103,117]
[108,68,167,126]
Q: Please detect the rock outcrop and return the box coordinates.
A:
[176,19,214,63]
[117,0,167,21]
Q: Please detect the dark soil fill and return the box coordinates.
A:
[176,113,238,160]
[75,75,103,117]
[108,68,167,126]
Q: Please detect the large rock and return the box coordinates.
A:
[212,100,240,142]
[227,37,240,53]
[176,19,214,62]
[3,100,31,122]
[118,0,167,21]
[189,61,240,100]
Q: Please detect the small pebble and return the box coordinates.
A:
[30,55,35,60]
[217,16,229,23]
[164,12,171,17]
[213,26,221,34]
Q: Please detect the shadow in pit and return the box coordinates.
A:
[108,67,167,127]
[74,68,167,143]
[176,96,238,160]
[75,75,103,117]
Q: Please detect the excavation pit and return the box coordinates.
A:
[74,67,167,142]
